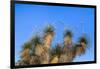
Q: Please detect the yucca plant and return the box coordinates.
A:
[31,35,44,57]
[41,25,55,64]
[21,43,31,57]
[78,36,88,46]
[75,35,88,56]
[17,24,90,65]
[20,42,32,65]
[43,25,55,49]
[58,30,74,63]
[63,30,73,47]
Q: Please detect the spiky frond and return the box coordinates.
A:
[21,42,31,58]
[31,35,42,46]
[64,30,73,38]
[74,43,85,56]
[78,36,88,45]
[44,25,54,35]
[22,42,31,51]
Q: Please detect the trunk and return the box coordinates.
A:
[20,49,30,64]
[59,47,75,63]
[40,53,49,64]
[75,43,86,55]
[59,52,73,63]
[40,49,50,64]
[41,34,53,64]
[34,44,44,56]
[30,56,35,65]
[50,55,58,64]
[20,49,30,58]
[43,34,53,49]
[81,42,86,52]
[76,46,84,55]
[41,61,48,64]
[64,36,72,46]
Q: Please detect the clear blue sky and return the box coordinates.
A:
[15,3,95,63]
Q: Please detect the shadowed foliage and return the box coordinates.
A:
[64,30,73,38]
[75,36,88,56]
[44,25,54,35]
[31,35,42,46]
[78,36,88,45]
[20,42,32,65]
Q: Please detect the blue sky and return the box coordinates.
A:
[15,3,95,63]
